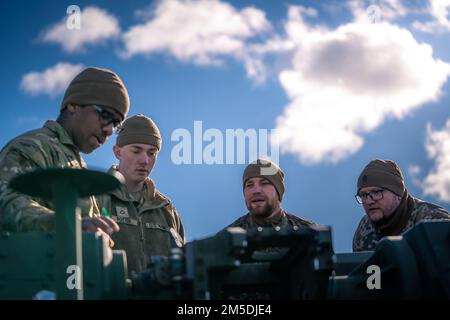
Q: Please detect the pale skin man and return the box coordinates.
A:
[221,159,317,300]
[353,159,450,252]
[224,159,315,230]
[112,143,158,192]
[244,176,283,226]
[358,187,401,225]
[96,114,185,275]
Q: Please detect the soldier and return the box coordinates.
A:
[220,159,317,299]
[224,159,316,230]
[353,159,450,252]
[96,114,185,275]
[0,67,129,241]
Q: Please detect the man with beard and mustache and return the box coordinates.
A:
[224,159,316,230]
[220,159,317,300]
[0,67,128,242]
[96,114,185,276]
[353,159,450,252]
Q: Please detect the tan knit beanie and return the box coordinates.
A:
[60,67,130,119]
[116,114,161,150]
[357,159,405,196]
[243,159,285,201]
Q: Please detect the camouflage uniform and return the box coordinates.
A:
[223,210,316,255]
[226,210,316,229]
[0,120,100,231]
[353,197,450,252]
[96,165,185,275]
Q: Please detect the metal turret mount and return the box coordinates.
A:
[9,168,120,300]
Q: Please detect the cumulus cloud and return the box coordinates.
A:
[41,6,120,52]
[274,5,450,164]
[121,0,271,82]
[408,164,424,189]
[412,0,450,33]
[20,63,84,97]
[421,121,450,202]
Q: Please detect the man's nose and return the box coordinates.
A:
[139,154,150,164]
[251,184,264,194]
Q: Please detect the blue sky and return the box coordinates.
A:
[2,0,450,252]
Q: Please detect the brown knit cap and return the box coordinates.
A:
[243,159,285,201]
[116,114,162,150]
[357,159,405,196]
[60,67,130,119]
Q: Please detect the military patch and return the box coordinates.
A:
[116,217,138,226]
[145,222,167,230]
[115,206,129,218]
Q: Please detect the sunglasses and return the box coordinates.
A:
[85,105,123,129]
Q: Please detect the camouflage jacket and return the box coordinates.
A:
[0,120,100,231]
[96,165,185,275]
[353,197,450,252]
[225,210,316,230]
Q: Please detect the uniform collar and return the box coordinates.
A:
[44,120,79,150]
[107,165,169,209]
[248,209,288,228]
[43,120,86,167]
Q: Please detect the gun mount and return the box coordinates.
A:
[1,169,449,299]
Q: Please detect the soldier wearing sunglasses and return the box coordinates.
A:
[0,67,130,244]
[353,159,450,252]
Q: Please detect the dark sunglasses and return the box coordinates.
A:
[85,105,123,129]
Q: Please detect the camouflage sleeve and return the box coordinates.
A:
[0,141,55,231]
[214,216,247,236]
[288,214,318,228]
[414,202,450,222]
[227,215,250,229]
[352,216,366,252]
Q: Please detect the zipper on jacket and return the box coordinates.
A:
[138,216,145,242]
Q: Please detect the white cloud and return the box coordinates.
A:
[412,0,450,33]
[408,164,424,189]
[121,0,271,82]
[20,63,84,97]
[421,121,450,202]
[41,6,120,53]
[274,5,450,164]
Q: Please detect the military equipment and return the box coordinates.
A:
[0,169,449,299]
[2,168,127,300]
